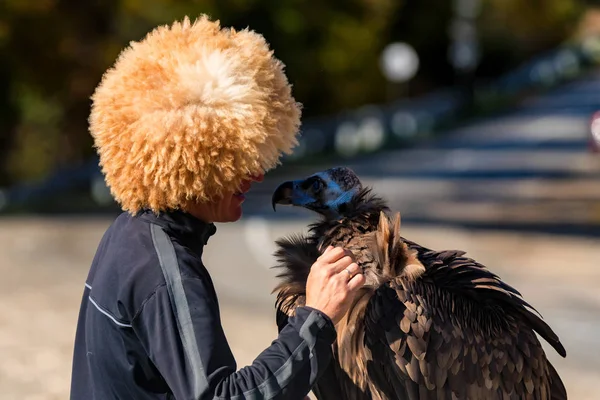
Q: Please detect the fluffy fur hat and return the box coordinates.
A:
[90,15,302,214]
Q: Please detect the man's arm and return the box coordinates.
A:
[132,278,336,400]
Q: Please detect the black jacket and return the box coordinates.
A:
[70,210,337,399]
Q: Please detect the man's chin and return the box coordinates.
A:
[216,207,243,223]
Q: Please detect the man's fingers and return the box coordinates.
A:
[330,256,355,274]
[318,246,343,262]
[347,272,365,291]
[319,246,353,264]
[347,263,361,275]
[337,262,360,278]
[317,246,333,260]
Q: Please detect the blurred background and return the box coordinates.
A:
[1,0,599,399]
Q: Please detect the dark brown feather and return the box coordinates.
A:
[271,187,567,400]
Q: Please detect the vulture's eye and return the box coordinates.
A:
[311,179,323,192]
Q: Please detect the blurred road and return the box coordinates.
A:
[244,71,600,236]
[3,71,600,399]
[1,218,598,399]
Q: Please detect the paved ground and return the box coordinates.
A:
[1,216,598,399]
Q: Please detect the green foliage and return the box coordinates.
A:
[0,0,591,186]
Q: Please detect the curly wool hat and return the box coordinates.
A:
[90,15,302,214]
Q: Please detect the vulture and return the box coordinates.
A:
[270,166,567,400]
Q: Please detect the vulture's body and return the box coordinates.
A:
[271,167,567,400]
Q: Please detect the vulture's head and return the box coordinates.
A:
[271,166,363,218]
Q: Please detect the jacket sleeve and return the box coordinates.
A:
[131,276,337,400]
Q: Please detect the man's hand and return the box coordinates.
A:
[305,246,365,325]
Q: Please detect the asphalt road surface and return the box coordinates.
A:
[1,215,598,399]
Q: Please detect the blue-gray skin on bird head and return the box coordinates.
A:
[271,166,363,218]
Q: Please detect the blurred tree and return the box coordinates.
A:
[476,0,586,79]
[0,37,16,187]
[0,0,119,183]
[481,0,584,47]
[0,0,591,186]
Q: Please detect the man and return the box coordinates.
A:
[70,15,365,400]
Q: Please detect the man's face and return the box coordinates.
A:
[210,173,265,223]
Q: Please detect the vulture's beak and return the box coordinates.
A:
[272,181,294,211]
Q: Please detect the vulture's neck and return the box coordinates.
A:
[307,189,389,249]
[272,189,392,298]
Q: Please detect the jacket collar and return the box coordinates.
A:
[138,209,217,247]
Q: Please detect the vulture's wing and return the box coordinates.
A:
[361,241,567,400]
[272,232,319,328]
[271,233,364,400]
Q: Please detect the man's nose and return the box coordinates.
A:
[251,173,264,182]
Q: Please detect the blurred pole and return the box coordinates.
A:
[448,0,481,106]
[379,42,420,102]
[591,111,600,153]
